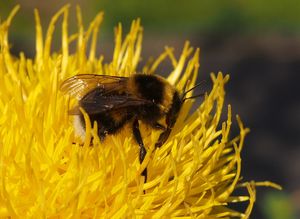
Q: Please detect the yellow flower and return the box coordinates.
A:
[0,5,281,218]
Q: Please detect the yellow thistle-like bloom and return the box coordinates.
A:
[0,6,281,218]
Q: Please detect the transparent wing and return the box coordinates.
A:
[69,91,151,115]
[60,74,128,99]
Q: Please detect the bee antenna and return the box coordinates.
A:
[181,80,206,101]
[183,93,205,102]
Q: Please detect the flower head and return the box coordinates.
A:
[0,6,281,218]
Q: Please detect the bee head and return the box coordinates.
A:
[165,91,182,127]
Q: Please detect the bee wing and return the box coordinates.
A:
[60,74,128,99]
[69,94,151,115]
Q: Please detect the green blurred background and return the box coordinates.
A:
[1,1,299,218]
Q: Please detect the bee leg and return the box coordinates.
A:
[155,128,171,148]
[98,127,107,142]
[99,133,106,142]
[132,119,147,183]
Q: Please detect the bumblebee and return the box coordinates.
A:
[61,73,201,181]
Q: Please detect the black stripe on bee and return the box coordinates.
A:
[134,74,164,104]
